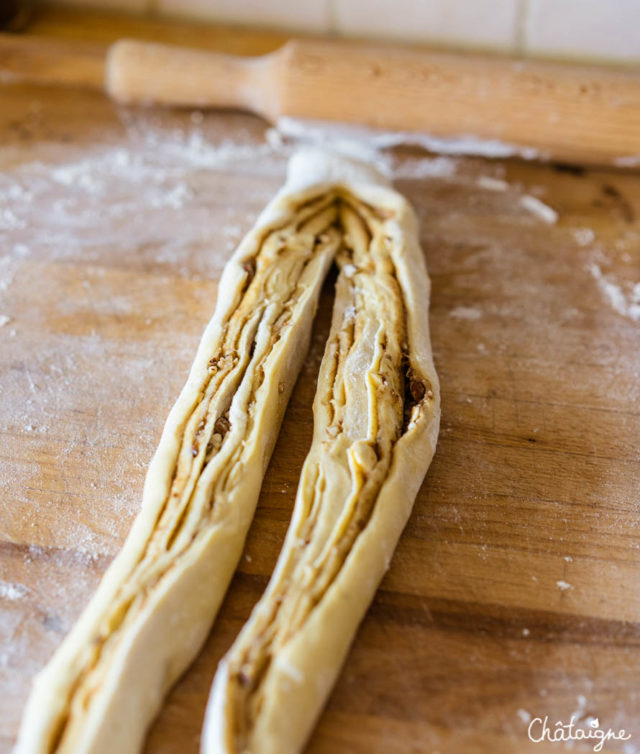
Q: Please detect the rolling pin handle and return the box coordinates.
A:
[105,38,277,116]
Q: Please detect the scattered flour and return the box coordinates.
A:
[0,314,11,327]
[265,126,285,150]
[0,208,26,231]
[392,155,458,180]
[476,176,509,191]
[614,155,640,168]
[573,227,595,247]
[556,580,573,591]
[21,131,275,207]
[519,194,558,224]
[149,181,192,210]
[572,694,588,720]
[221,224,243,238]
[588,264,640,322]
[0,582,28,601]
[450,306,482,320]
[517,709,532,724]
[0,123,283,283]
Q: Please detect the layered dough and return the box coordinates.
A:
[15,149,439,754]
[203,155,440,754]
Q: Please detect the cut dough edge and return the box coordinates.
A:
[14,148,440,754]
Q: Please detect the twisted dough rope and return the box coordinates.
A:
[203,156,439,754]
[15,150,439,754]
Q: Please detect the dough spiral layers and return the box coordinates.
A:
[15,150,439,754]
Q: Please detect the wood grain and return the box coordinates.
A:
[1,14,640,754]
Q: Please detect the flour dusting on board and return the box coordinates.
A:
[450,306,483,320]
[519,194,558,224]
[588,264,640,322]
[573,227,595,247]
[476,176,509,192]
[614,155,640,168]
[0,581,29,601]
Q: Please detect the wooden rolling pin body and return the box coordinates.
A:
[70,37,640,165]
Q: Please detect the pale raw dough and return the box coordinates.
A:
[201,150,440,754]
[14,149,439,754]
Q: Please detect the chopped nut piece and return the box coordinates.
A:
[214,416,231,436]
[410,380,426,402]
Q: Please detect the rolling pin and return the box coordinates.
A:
[3,32,640,166]
[105,38,640,167]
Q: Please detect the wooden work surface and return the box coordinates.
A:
[1,10,640,754]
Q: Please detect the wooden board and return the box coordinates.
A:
[1,15,640,754]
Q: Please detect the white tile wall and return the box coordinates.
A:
[523,0,640,64]
[155,0,331,33]
[333,0,522,53]
[40,0,640,65]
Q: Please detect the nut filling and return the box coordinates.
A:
[213,198,434,754]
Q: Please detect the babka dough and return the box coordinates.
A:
[15,149,439,754]
[202,151,440,754]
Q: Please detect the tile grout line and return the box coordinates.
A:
[515,0,529,56]
[325,0,338,36]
